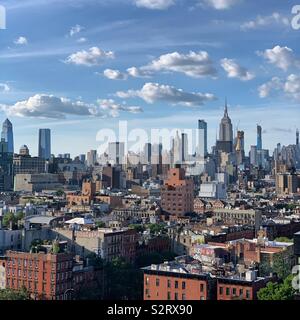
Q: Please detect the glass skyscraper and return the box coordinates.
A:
[1,118,14,154]
[38,129,51,160]
[198,120,208,158]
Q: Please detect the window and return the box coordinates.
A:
[167,292,171,300]
[232,288,237,296]
[239,288,243,296]
[167,279,171,288]
[246,290,251,299]
[145,289,150,296]
[182,281,186,290]
[182,294,186,300]
[226,287,230,296]
[155,278,160,287]
[175,281,178,289]
[174,293,178,300]
[200,283,204,292]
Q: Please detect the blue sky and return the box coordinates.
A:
[0,0,299,157]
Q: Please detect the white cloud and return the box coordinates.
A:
[258,45,300,71]
[70,24,84,37]
[0,83,10,92]
[127,67,152,78]
[134,0,175,10]
[241,12,290,31]
[258,77,282,98]
[220,58,255,81]
[202,0,240,10]
[284,74,300,100]
[103,69,128,80]
[116,82,216,107]
[77,37,87,43]
[0,94,105,119]
[258,74,300,100]
[14,36,28,45]
[65,47,114,66]
[138,51,217,78]
[98,99,143,117]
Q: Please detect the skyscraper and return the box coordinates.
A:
[257,125,262,151]
[181,133,188,162]
[1,119,14,154]
[108,142,125,165]
[216,100,233,153]
[198,120,207,158]
[38,129,51,160]
[296,129,299,146]
[219,101,233,142]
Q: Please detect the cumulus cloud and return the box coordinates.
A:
[14,36,28,45]
[0,94,105,119]
[284,74,300,100]
[70,24,84,37]
[241,12,290,31]
[0,83,10,92]
[116,82,216,107]
[258,77,282,98]
[134,51,217,78]
[134,0,175,10]
[258,45,300,71]
[98,99,143,117]
[258,74,300,100]
[220,58,255,81]
[127,67,152,78]
[103,69,128,80]
[65,47,114,67]
[202,0,240,10]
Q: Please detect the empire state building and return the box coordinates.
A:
[216,101,234,153]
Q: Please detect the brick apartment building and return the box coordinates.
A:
[143,265,215,300]
[5,251,73,300]
[161,167,194,216]
[142,257,276,301]
[217,274,273,300]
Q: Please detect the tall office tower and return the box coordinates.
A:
[250,145,258,166]
[86,150,97,167]
[296,129,299,146]
[0,139,13,191]
[172,131,182,165]
[257,125,262,151]
[219,101,233,143]
[216,100,233,153]
[236,131,245,166]
[181,133,188,162]
[38,129,51,160]
[1,119,14,154]
[198,120,207,158]
[143,143,152,164]
[79,154,86,163]
[108,142,125,165]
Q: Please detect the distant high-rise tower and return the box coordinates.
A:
[257,125,262,151]
[198,120,207,158]
[1,119,14,153]
[219,100,233,142]
[38,129,51,160]
[296,129,299,146]
[181,133,188,162]
[216,100,233,153]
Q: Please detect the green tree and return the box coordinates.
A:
[257,275,296,300]
[104,258,143,300]
[56,189,65,197]
[2,212,17,228]
[274,237,293,243]
[0,287,31,300]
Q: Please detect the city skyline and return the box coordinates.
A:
[0,0,299,156]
